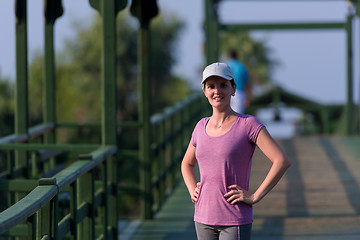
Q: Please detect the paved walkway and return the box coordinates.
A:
[122,136,360,239]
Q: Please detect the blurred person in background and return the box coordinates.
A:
[227,50,251,114]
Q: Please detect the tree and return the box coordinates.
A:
[0,76,14,175]
[150,14,188,111]
[28,10,188,128]
[0,76,14,137]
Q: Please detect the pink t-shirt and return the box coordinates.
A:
[191,114,264,226]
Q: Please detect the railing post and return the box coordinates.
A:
[138,22,153,219]
[37,178,58,240]
[31,152,39,178]
[169,113,176,191]
[78,171,95,239]
[152,124,158,210]
[99,0,119,235]
[130,0,158,220]
[159,121,166,203]
[103,156,118,239]
[43,0,63,170]
[89,0,123,145]
[89,0,127,236]
[89,0,127,145]
[152,123,162,210]
[14,0,29,181]
[204,0,220,64]
[100,0,118,146]
[102,160,109,238]
[345,11,354,135]
[107,155,118,239]
[27,214,36,239]
[69,182,78,240]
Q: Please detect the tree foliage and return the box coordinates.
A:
[150,14,188,110]
[0,76,14,137]
[3,12,276,140]
[28,11,188,127]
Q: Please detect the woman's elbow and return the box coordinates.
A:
[181,160,196,170]
[274,153,291,171]
[282,155,291,170]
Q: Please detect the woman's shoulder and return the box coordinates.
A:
[238,114,264,126]
[191,117,210,144]
[193,117,210,131]
[238,113,256,120]
[237,114,265,143]
[197,116,210,125]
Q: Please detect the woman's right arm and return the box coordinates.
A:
[181,140,200,203]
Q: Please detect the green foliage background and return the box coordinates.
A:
[27,11,189,129]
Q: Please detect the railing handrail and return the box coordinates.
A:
[0,123,56,144]
[0,181,58,234]
[0,143,99,152]
[0,145,117,235]
[150,92,202,126]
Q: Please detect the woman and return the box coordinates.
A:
[181,62,291,240]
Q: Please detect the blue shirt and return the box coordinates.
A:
[227,59,249,92]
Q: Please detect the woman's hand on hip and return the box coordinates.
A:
[191,182,201,203]
[224,185,255,205]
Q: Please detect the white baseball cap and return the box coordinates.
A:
[202,62,235,84]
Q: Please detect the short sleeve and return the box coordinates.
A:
[191,129,197,147]
[191,117,209,147]
[246,115,265,144]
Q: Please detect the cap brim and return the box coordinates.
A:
[201,74,233,84]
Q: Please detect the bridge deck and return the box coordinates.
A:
[121,136,360,240]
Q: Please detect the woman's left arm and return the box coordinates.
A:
[251,127,291,204]
[225,127,291,205]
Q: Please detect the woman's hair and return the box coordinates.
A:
[203,79,236,88]
[229,50,237,59]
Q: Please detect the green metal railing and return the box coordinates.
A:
[0,92,210,239]
[0,145,118,239]
[0,123,64,183]
[149,93,209,214]
[0,1,213,238]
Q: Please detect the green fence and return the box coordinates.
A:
[149,93,208,213]
[0,92,209,239]
[0,145,117,239]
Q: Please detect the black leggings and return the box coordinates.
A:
[195,222,252,240]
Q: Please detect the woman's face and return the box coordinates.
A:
[202,76,236,109]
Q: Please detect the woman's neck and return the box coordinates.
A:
[205,108,237,132]
[211,108,237,121]
[210,108,237,128]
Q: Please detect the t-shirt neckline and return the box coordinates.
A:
[204,114,241,138]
